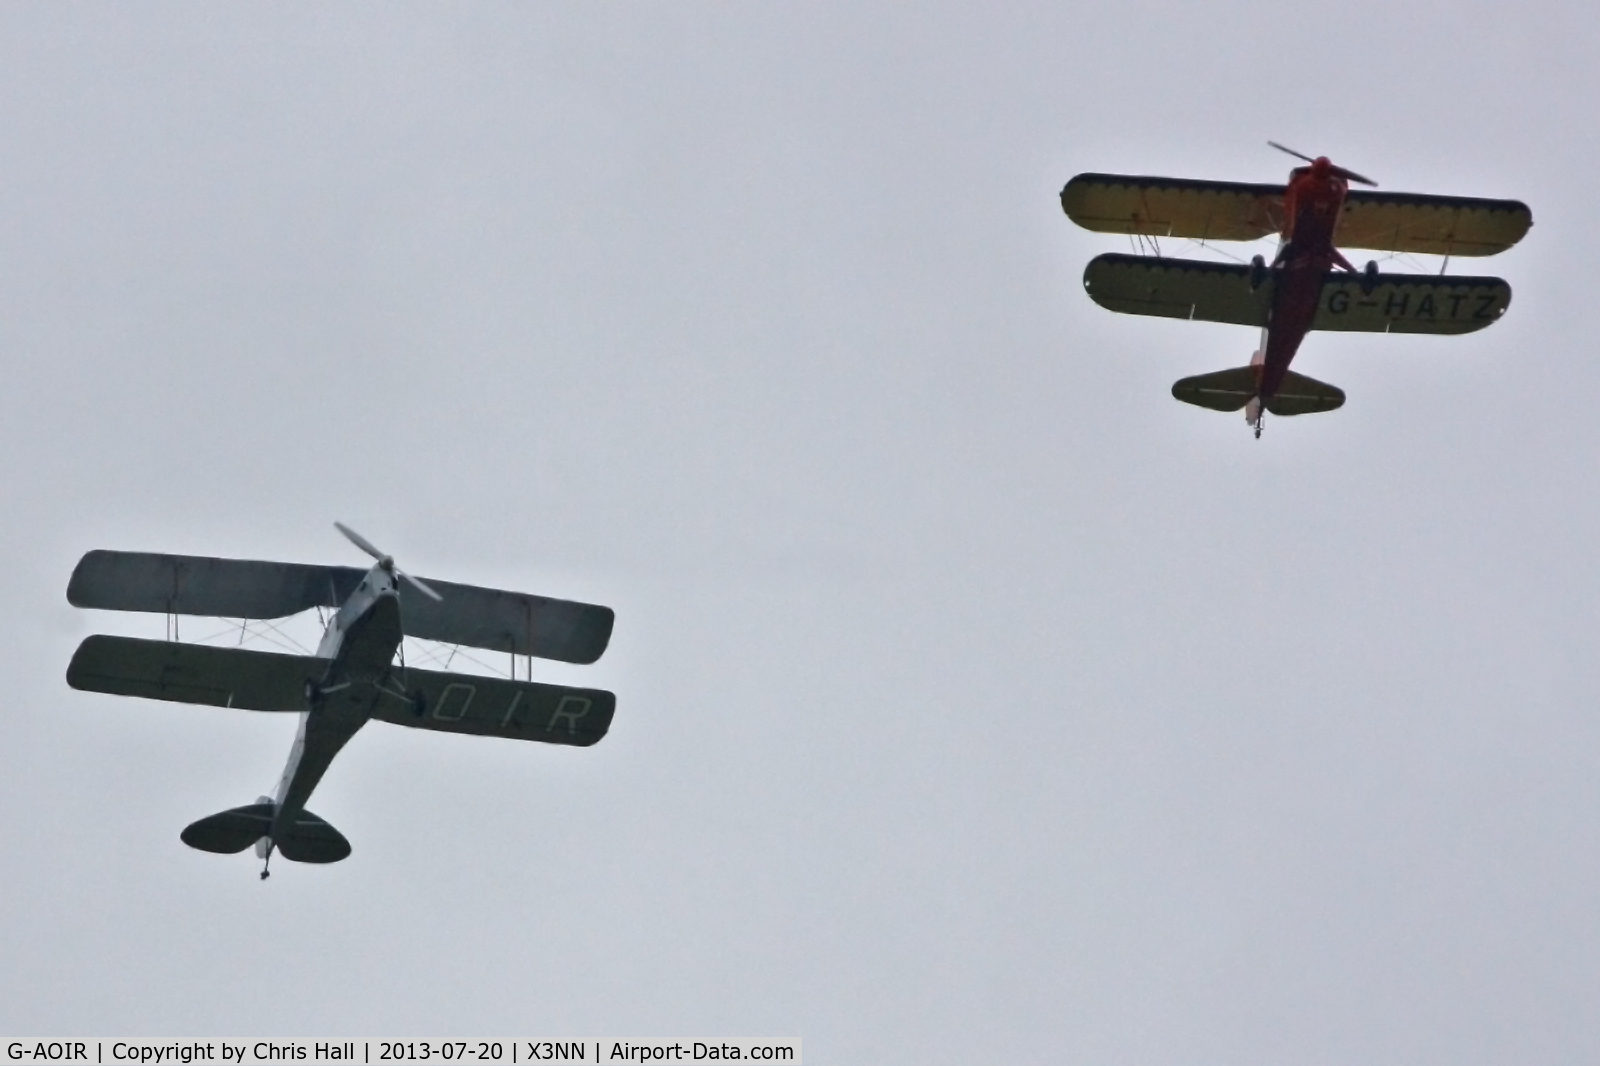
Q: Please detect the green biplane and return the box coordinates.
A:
[66,524,616,877]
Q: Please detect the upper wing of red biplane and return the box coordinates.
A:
[1062,174,1284,242]
[1337,189,1531,256]
[1062,174,1531,256]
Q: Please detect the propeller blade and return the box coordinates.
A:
[1269,141,1378,187]
[400,569,443,603]
[334,523,436,599]
[1267,140,1317,164]
[334,522,390,565]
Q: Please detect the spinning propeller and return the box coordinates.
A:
[334,522,442,601]
[1268,141,1376,187]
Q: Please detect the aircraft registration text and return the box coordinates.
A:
[5,1043,799,1065]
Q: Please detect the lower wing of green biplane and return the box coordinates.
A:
[1082,253,1511,334]
[67,635,615,746]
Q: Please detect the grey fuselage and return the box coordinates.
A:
[267,563,406,848]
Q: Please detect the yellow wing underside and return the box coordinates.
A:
[1062,174,1531,257]
[1082,254,1512,335]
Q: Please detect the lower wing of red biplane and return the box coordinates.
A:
[1083,253,1512,334]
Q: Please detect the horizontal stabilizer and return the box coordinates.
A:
[67,635,318,712]
[181,803,274,854]
[1084,254,1511,335]
[372,666,616,748]
[68,551,613,663]
[273,810,351,863]
[1172,368,1344,416]
[1266,370,1346,416]
[180,804,351,863]
[1171,367,1257,412]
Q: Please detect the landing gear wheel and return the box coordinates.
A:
[1249,254,1268,291]
[1361,260,1379,295]
[304,679,321,706]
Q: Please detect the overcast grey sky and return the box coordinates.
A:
[3,4,1596,1062]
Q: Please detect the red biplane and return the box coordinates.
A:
[1061,144,1531,435]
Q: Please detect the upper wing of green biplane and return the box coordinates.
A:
[67,551,363,619]
[1083,254,1511,334]
[397,576,614,665]
[1062,174,1531,256]
[68,550,614,664]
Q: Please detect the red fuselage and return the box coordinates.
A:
[1258,158,1354,400]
